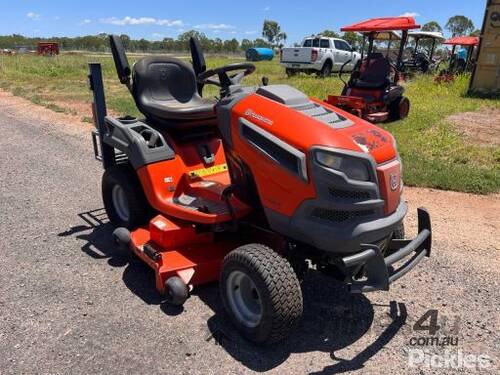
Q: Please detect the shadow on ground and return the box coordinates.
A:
[61,209,407,373]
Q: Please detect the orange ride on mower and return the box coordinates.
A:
[326,17,420,123]
[88,35,432,344]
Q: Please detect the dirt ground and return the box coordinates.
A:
[447,107,500,146]
[0,90,498,374]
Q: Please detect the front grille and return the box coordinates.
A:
[329,188,371,200]
[311,208,375,223]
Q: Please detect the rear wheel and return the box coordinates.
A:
[317,61,332,78]
[285,68,297,77]
[389,96,410,121]
[220,244,303,344]
[102,164,152,229]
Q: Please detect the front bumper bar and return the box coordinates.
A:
[342,207,432,293]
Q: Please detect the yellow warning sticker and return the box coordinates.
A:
[188,163,228,178]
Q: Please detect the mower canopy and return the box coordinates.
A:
[404,31,446,73]
[443,36,479,46]
[409,31,445,42]
[362,30,401,41]
[341,16,420,32]
[342,16,420,69]
[441,36,479,75]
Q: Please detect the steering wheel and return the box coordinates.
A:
[197,63,256,89]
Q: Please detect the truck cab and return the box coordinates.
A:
[280,36,361,77]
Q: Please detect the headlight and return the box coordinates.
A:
[315,150,371,181]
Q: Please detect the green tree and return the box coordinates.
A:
[320,30,339,38]
[223,38,240,53]
[470,29,481,36]
[446,15,474,36]
[119,34,131,49]
[277,32,287,47]
[262,20,282,46]
[341,31,363,49]
[421,21,442,32]
[241,38,253,51]
[253,38,270,47]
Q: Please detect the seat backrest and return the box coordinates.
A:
[358,53,391,85]
[132,56,198,108]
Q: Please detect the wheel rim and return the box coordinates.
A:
[112,185,130,222]
[226,270,263,328]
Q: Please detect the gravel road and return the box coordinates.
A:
[0,92,498,374]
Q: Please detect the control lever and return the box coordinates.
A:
[140,129,160,148]
[198,144,215,164]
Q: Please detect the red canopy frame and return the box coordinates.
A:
[443,36,479,46]
[341,17,420,32]
[341,17,420,71]
[443,37,479,72]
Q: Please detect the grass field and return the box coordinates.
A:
[0,54,499,193]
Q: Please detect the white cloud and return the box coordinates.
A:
[151,32,166,40]
[264,6,271,11]
[194,23,235,30]
[399,12,420,17]
[27,12,41,20]
[80,19,91,25]
[244,30,257,35]
[100,16,183,27]
[54,16,61,21]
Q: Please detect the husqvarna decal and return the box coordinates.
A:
[244,109,274,126]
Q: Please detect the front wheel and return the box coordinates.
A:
[389,96,410,121]
[220,244,303,344]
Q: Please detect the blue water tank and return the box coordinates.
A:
[245,48,274,61]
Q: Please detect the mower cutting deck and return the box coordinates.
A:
[88,35,432,344]
[326,16,420,123]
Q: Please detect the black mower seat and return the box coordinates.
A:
[350,53,391,90]
[132,57,216,127]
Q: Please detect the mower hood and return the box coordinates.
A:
[230,87,398,165]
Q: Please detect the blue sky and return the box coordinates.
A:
[0,0,486,44]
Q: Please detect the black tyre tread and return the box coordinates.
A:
[390,96,410,121]
[221,244,303,343]
[102,164,152,229]
[318,61,332,78]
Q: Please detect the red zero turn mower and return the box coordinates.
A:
[326,17,420,123]
[88,35,432,344]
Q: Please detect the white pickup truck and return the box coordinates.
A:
[280,36,361,77]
